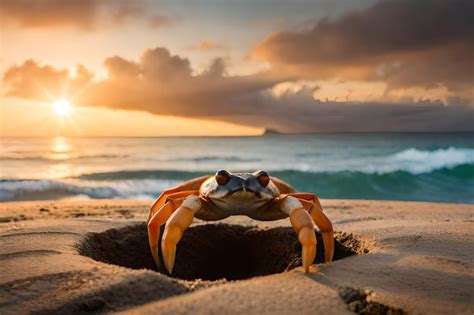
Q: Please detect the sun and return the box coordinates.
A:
[52,99,73,117]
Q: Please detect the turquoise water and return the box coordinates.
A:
[1,133,473,203]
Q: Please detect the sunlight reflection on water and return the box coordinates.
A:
[46,137,74,177]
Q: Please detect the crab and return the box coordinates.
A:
[147,170,334,274]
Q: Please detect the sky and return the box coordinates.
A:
[1,0,473,136]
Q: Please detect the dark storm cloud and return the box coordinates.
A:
[252,0,474,91]
[219,88,474,133]
[1,0,171,30]
[4,46,474,132]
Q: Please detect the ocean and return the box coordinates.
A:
[1,133,473,203]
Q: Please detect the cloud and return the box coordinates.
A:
[3,47,474,132]
[78,48,281,117]
[252,0,474,93]
[1,0,172,30]
[224,87,474,133]
[2,48,281,116]
[3,60,92,100]
[188,40,227,51]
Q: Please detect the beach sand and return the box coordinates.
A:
[1,199,473,314]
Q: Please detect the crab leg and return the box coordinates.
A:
[286,193,319,204]
[147,191,199,267]
[297,198,335,263]
[149,190,199,221]
[281,196,317,272]
[161,195,202,274]
[148,175,210,221]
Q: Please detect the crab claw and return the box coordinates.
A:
[298,226,317,272]
[288,205,317,272]
[161,196,200,274]
[161,224,180,274]
[297,198,334,263]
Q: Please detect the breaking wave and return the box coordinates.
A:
[1,163,473,203]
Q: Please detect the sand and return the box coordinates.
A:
[0,199,473,314]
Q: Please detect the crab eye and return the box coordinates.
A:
[256,170,270,187]
[215,169,230,185]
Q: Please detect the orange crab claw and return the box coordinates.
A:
[279,193,334,272]
[298,198,334,262]
[289,206,317,272]
[147,191,200,268]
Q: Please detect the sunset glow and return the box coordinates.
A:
[1,0,472,136]
[52,100,72,117]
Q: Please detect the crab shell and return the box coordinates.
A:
[147,170,334,274]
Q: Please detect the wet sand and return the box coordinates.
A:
[0,199,473,314]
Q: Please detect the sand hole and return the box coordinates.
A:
[78,223,364,281]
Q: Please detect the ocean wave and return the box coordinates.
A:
[2,164,473,203]
[140,155,261,163]
[390,147,474,174]
[0,179,179,202]
[295,147,474,175]
[70,148,474,181]
[271,164,474,203]
[182,156,261,163]
[76,170,208,181]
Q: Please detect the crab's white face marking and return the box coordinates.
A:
[200,170,279,214]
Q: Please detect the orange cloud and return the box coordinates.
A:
[3,47,474,133]
[188,40,227,51]
[79,48,280,118]
[252,0,473,93]
[3,60,92,101]
[2,0,172,30]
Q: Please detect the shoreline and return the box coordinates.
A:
[1,199,473,314]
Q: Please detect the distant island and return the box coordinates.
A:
[261,128,283,136]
